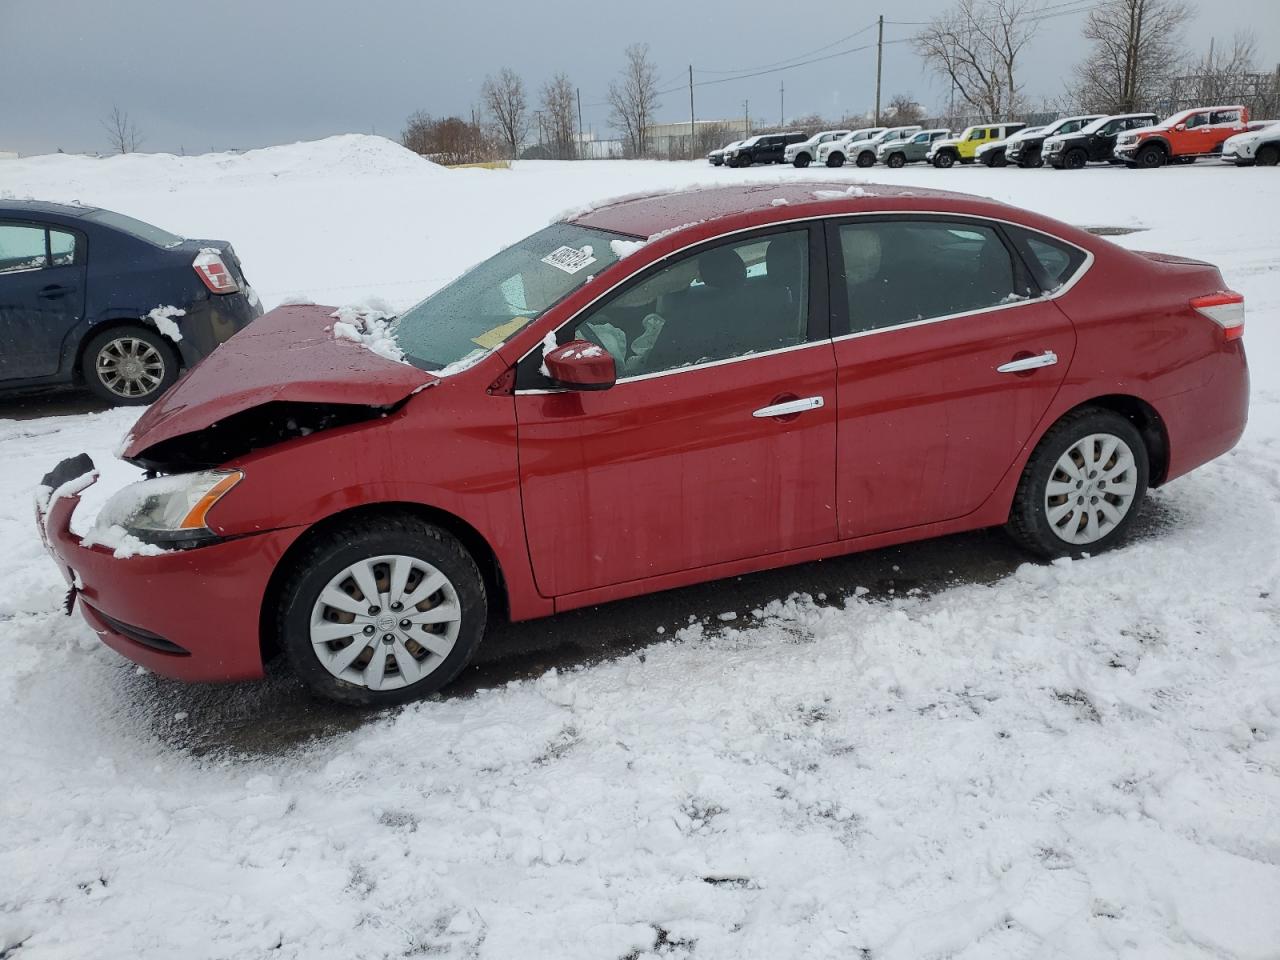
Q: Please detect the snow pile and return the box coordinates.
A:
[146,305,185,341]
[330,304,404,364]
[1,157,1279,959]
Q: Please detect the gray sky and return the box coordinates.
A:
[2,0,1277,156]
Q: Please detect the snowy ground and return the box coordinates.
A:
[2,137,1279,959]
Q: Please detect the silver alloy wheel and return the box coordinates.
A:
[95,337,166,398]
[310,553,462,691]
[1044,433,1139,545]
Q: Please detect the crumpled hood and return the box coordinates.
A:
[122,304,434,463]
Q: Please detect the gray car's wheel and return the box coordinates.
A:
[1257,145,1279,166]
[1007,408,1149,558]
[277,514,487,706]
[886,152,905,168]
[81,325,180,405]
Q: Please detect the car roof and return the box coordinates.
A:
[569,182,982,238]
[0,199,99,218]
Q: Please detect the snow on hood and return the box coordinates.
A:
[331,303,405,364]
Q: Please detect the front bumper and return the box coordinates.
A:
[36,456,302,683]
[1219,148,1253,165]
[171,291,263,368]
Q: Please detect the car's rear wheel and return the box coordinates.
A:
[1007,409,1149,558]
[933,152,955,168]
[81,325,180,405]
[855,151,875,168]
[277,514,487,706]
[794,153,811,168]
[1257,145,1279,166]
[1064,148,1088,170]
[1136,144,1166,168]
[886,152,905,168]
[826,154,845,167]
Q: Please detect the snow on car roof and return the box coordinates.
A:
[568,182,985,238]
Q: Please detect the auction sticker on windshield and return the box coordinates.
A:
[542,245,597,274]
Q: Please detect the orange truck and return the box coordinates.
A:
[1114,105,1250,168]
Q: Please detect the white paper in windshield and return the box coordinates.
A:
[541,245,597,274]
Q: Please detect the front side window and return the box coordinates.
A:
[836,219,1028,335]
[1185,112,1209,129]
[395,222,628,372]
[0,224,48,274]
[969,129,987,141]
[563,229,811,379]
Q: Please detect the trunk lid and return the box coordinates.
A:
[122,304,434,465]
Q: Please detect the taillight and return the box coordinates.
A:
[1191,291,1245,341]
[193,250,239,294]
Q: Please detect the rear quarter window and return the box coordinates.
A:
[1009,226,1088,293]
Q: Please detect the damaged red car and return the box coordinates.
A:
[36,183,1248,705]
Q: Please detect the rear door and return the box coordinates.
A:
[0,221,87,381]
[515,225,837,598]
[827,216,1078,539]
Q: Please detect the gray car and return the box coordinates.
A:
[877,129,951,167]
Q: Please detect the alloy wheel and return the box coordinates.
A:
[1043,433,1139,545]
[95,337,166,398]
[309,553,462,691]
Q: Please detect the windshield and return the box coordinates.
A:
[392,223,629,372]
[85,209,184,247]
[1079,116,1114,135]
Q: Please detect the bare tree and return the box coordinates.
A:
[1184,32,1258,103]
[482,68,529,159]
[608,43,661,157]
[102,106,143,154]
[1072,0,1192,113]
[913,0,1039,121]
[400,111,497,165]
[540,73,578,160]
[884,94,926,126]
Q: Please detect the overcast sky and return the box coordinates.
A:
[2,0,1277,156]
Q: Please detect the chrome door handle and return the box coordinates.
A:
[997,351,1058,374]
[752,396,824,418]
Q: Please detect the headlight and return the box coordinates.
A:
[93,470,243,545]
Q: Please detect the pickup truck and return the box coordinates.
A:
[1006,115,1104,167]
[816,128,886,167]
[975,126,1044,167]
[1114,105,1249,168]
[877,128,951,167]
[846,126,922,167]
[724,132,807,167]
[785,130,851,167]
[1044,113,1158,169]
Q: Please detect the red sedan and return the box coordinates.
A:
[36,183,1248,705]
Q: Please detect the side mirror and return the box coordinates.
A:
[1174,122,1186,131]
[544,339,616,391]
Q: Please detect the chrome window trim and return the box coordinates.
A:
[512,209,1095,395]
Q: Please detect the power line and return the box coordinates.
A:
[693,21,878,75]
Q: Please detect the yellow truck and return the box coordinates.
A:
[927,122,1027,167]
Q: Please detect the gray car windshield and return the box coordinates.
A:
[393,223,629,372]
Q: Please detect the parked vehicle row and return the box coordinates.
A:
[706,106,1278,172]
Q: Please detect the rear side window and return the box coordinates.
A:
[835,219,1028,335]
[0,224,48,273]
[1008,226,1088,292]
[49,229,77,266]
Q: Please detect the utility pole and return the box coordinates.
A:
[780,81,785,127]
[744,100,750,138]
[689,65,696,160]
[875,14,884,126]
[576,87,584,160]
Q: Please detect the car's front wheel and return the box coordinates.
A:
[277,514,487,706]
[793,153,811,168]
[933,152,955,168]
[82,325,180,405]
[1135,144,1166,168]
[886,152,905,168]
[855,151,875,168]
[1063,148,1088,170]
[1007,409,1149,558]
[826,154,845,167]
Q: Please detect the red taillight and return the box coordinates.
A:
[193,250,239,294]
[1191,291,1245,341]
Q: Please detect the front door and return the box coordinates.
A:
[827,216,1078,539]
[0,222,87,381]
[515,226,838,598]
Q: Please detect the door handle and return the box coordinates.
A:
[752,396,824,418]
[997,350,1058,374]
[38,285,71,300]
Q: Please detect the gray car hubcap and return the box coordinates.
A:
[1044,433,1138,545]
[96,337,166,398]
[310,553,461,691]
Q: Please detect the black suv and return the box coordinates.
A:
[725,132,807,167]
[1045,113,1158,169]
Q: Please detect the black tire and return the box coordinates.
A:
[794,153,811,168]
[1007,408,1150,559]
[826,154,845,168]
[276,514,487,706]
[933,151,955,168]
[81,324,180,405]
[1063,148,1088,170]
[1257,144,1279,166]
[738,155,753,167]
[1025,156,1044,168]
[886,152,905,168]
[1135,144,1166,168]
[855,150,875,168]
